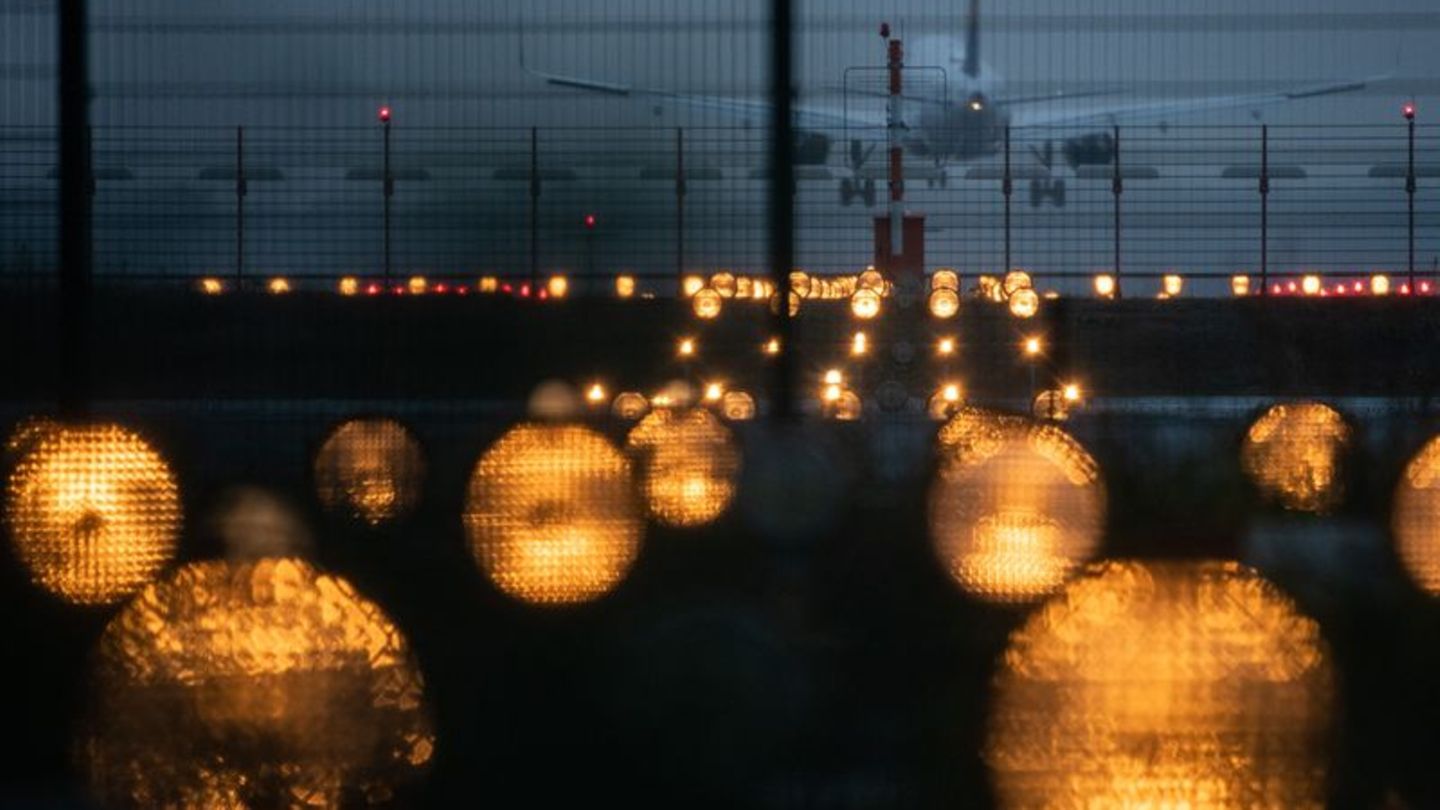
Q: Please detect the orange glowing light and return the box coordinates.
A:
[626,407,741,527]
[681,275,705,298]
[937,337,957,357]
[266,277,291,295]
[478,276,499,293]
[313,418,425,526]
[929,288,960,319]
[337,276,360,296]
[1301,274,1322,296]
[5,423,180,605]
[851,332,869,357]
[1008,288,1040,319]
[82,557,434,807]
[198,277,225,295]
[710,271,737,299]
[464,424,642,605]
[612,392,649,421]
[407,275,428,295]
[719,391,757,421]
[1394,436,1440,594]
[987,560,1332,808]
[851,288,882,320]
[1002,270,1033,297]
[677,337,697,358]
[1371,274,1391,296]
[1023,336,1043,357]
[1232,274,1252,297]
[931,268,961,292]
[586,383,607,405]
[704,382,725,403]
[1241,402,1350,513]
[615,274,637,299]
[693,288,723,319]
[546,275,569,299]
[764,337,782,356]
[929,412,1105,603]
[1092,274,1115,298]
[1162,273,1184,297]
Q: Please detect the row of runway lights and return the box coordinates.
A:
[195,268,1435,307]
[7,399,1440,805]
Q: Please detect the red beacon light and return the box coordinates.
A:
[378,105,392,123]
[584,213,598,230]
[1403,102,1417,121]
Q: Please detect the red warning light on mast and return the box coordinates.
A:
[584,213,598,230]
[378,105,392,123]
[1403,102,1417,121]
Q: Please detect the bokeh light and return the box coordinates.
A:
[931,268,960,292]
[82,557,435,808]
[692,287,723,319]
[208,486,314,561]
[313,418,426,525]
[612,392,650,421]
[928,288,960,319]
[626,407,741,527]
[719,391,757,421]
[850,288,882,320]
[464,424,642,605]
[1240,402,1350,514]
[711,271,737,298]
[1008,288,1040,319]
[929,410,1104,603]
[5,422,180,605]
[987,560,1333,809]
[1392,436,1440,594]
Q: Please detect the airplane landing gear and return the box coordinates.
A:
[1029,177,1066,208]
[840,178,878,208]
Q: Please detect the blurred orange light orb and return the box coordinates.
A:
[82,557,435,808]
[464,424,642,605]
[5,422,180,605]
[692,287,723,319]
[1392,436,1440,594]
[1002,270,1033,297]
[1241,402,1350,513]
[987,560,1333,809]
[931,268,961,292]
[928,288,961,319]
[626,407,741,527]
[1008,288,1040,319]
[313,419,425,526]
[850,288,882,320]
[929,411,1104,603]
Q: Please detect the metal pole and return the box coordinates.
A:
[383,117,393,284]
[530,126,540,293]
[676,127,686,289]
[769,0,796,419]
[1408,117,1417,289]
[886,35,905,259]
[236,126,246,286]
[1002,126,1012,276]
[58,0,92,417]
[1112,126,1123,298]
[1260,125,1269,296]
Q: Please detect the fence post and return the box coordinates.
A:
[58,0,93,416]
[769,0,796,420]
[676,127,686,290]
[1408,115,1417,289]
[530,127,540,292]
[382,115,393,284]
[1002,126,1012,278]
[1260,125,1269,296]
[236,126,246,286]
[1112,126,1123,297]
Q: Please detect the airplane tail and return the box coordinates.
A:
[963,0,981,79]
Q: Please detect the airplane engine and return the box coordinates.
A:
[795,131,832,166]
[1063,133,1116,168]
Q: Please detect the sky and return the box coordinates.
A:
[1,0,1437,127]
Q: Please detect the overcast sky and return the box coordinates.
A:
[1,0,1436,127]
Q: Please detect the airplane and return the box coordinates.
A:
[520,0,1377,208]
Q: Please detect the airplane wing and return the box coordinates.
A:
[1010,76,1380,133]
[521,43,884,132]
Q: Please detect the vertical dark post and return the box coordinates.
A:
[1260,125,1270,296]
[769,0,796,419]
[676,127,686,289]
[1111,125,1123,298]
[382,115,393,284]
[530,127,540,292]
[1002,126,1012,276]
[1407,115,1417,289]
[235,126,246,286]
[58,0,92,416]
